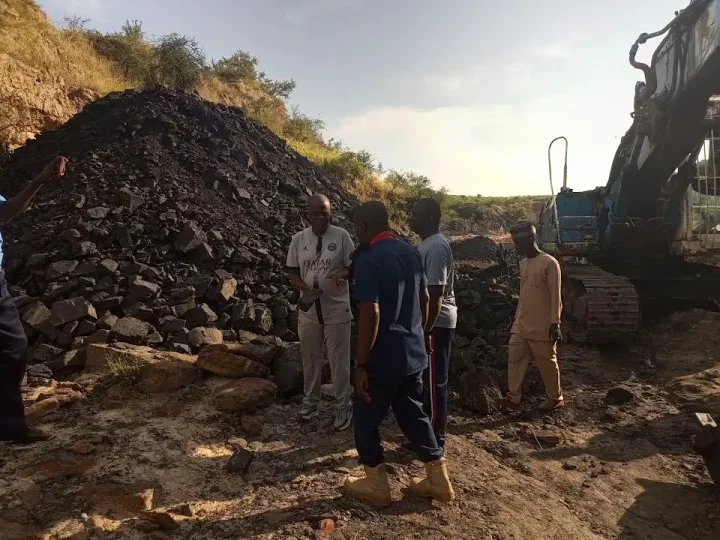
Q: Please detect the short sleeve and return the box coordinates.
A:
[424,243,450,286]
[286,234,299,268]
[354,255,379,304]
[341,229,354,268]
[415,249,427,289]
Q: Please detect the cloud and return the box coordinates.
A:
[285,0,354,24]
[422,70,485,94]
[336,105,524,195]
[421,64,535,98]
[333,94,629,196]
[527,42,573,59]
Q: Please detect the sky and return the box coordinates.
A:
[39,0,691,196]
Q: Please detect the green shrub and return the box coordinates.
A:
[260,77,296,100]
[321,151,369,186]
[211,50,258,82]
[244,96,287,136]
[86,20,154,85]
[151,33,207,91]
[284,106,325,144]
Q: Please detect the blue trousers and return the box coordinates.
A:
[423,327,454,448]
[354,371,443,467]
[0,274,29,436]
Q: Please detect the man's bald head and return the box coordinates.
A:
[307,194,331,235]
[308,193,331,211]
[354,201,389,244]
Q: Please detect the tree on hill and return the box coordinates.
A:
[211,50,258,82]
[152,34,207,91]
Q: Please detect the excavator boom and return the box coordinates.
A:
[607,0,720,246]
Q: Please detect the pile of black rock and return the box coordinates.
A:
[0,88,356,376]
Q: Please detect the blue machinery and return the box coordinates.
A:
[537,0,720,343]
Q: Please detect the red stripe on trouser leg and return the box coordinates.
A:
[430,331,436,428]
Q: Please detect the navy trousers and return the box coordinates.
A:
[354,371,443,467]
[0,274,29,436]
[423,327,454,448]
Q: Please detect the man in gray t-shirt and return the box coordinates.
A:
[409,198,457,449]
[287,194,354,431]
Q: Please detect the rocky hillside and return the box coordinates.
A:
[0,0,119,148]
[0,53,98,149]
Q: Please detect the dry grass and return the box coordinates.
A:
[0,0,129,93]
[107,355,144,381]
[286,140,396,198]
[286,139,339,163]
[197,76,266,109]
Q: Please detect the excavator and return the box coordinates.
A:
[538,0,720,344]
[537,0,720,485]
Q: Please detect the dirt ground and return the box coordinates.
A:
[2,308,720,540]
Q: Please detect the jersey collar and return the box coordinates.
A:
[369,231,394,245]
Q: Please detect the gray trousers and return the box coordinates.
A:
[298,317,352,411]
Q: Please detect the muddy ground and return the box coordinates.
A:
[2,303,720,539]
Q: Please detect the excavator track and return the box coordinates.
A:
[561,264,641,344]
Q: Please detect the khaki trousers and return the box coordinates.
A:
[298,317,352,411]
[507,333,562,404]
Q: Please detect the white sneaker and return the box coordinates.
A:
[298,403,319,422]
[333,407,353,431]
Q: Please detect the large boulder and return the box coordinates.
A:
[196,350,270,378]
[272,342,303,397]
[111,317,158,345]
[212,378,277,412]
[188,327,223,349]
[139,355,201,394]
[202,341,279,366]
[458,368,503,416]
[50,297,97,327]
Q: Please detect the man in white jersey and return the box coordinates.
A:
[287,194,355,430]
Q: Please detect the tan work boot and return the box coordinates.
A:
[344,463,392,507]
[409,458,455,503]
[539,397,565,411]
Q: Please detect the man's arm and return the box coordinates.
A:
[0,157,67,224]
[287,267,310,291]
[354,256,379,367]
[426,285,446,331]
[353,256,379,403]
[547,257,562,341]
[285,234,309,291]
[422,245,450,330]
[420,286,430,331]
[357,301,380,368]
[327,229,355,285]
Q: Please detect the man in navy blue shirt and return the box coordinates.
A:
[343,201,455,507]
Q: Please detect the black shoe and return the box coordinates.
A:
[400,440,417,454]
[0,425,51,444]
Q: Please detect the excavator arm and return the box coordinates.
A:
[605,0,720,247]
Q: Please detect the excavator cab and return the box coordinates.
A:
[538,137,601,258]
